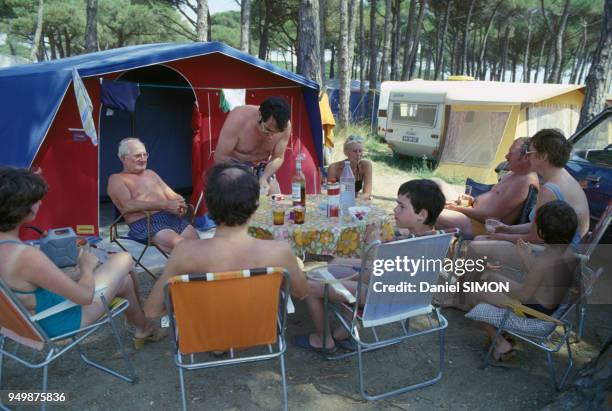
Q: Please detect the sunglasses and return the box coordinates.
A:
[524,150,538,156]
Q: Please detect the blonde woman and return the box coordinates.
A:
[327,135,373,200]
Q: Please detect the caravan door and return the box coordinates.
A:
[385,91,445,160]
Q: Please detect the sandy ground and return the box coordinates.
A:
[3,139,610,410]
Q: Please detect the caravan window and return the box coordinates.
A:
[391,102,437,127]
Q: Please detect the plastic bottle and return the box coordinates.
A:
[291,154,306,206]
[340,160,355,215]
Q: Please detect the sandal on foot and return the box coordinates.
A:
[292,334,337,354]
[334,337,357,351]
[133,328,168,349]
[489,349,518,368]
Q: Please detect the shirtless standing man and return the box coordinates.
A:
[435,137,539,235]
[143,163,308,319]
[107,138,199,253]
[214,97,291,194]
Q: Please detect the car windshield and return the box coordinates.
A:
[571,115,612,166]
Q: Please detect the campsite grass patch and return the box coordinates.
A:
[336,123,465,184]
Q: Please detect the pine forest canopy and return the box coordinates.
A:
[1,0,608,112]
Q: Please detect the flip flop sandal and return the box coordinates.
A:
[292,334,337,354]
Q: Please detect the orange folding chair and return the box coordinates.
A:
[0,280,136,410]
[164,267,290,411]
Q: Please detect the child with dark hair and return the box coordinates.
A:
[465,200,579,363]
[294,179,447,352]
[144,163,308,318]
[0,167,163,345]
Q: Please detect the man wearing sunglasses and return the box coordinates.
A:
[214,97,291,195]
[107,138,199,253]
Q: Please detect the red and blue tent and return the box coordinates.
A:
[0,42,323,239]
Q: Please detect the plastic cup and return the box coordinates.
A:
[485,218,501,234]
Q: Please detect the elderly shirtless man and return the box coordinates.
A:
[107,138,199,253]
[214,97,291,194]
[435,137,539,235]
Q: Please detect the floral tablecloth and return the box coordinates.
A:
[248,196,395,258]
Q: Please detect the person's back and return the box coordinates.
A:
[144,163,308,319]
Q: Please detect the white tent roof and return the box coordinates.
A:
[381,80,584,105]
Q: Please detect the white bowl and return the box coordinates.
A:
[348,206,370,221]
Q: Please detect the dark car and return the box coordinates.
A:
[566,106,612,240]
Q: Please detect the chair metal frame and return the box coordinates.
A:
[109,203,196,279]
[573,201,611,340]
[481,265,604,391]
[163,268,290,411]
[0,280,136,410]
[319,231,455,400]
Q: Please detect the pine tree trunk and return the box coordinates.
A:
[359,0,366,119]
[570,21,587,83]
[578,0,611,129]
[298,0,322,84]
[577,48,590,84]
[30,0,44,61]
[329,44,335,78]
[401,0,417,80]
[541,0,571,83]
[477,0,501,79]
[522,12,534,82]
[240,0,251,52]
[380,0,393,81]
[368,0,378,120]
[499,26,511,81]
[258,0,271,59]
[534,35,547,83]
[320,0,326,82]
[339,0,350,127]
[407,0,426,79]
[434,0,451,80]
[460,0,476,75]
[390,0,401,80]
[85,0,97,53]
[196,0,208,42]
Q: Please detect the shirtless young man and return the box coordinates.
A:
[143,163,308,319]
[107,138,199,253]
[435,138,539,236]
[213,97,291,195]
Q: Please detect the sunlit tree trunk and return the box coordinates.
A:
[85,0,98,53]
[240,0,251,52]
[30,0,44,61]
[196,0,208,41]
[380,0,393,80]
[298,0,321,84]
[578,0,611,128]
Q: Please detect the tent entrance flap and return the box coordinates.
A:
[99,66,196,202]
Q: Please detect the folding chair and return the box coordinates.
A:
[470,264,604,391]
[109,200,197,279]
[314,231,455,400]
[164,267,290,411]
[0,280,136,410]
[465,177,494,197]
[573,201,611,340]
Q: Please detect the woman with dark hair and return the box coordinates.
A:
[0,167,162,346]
[465,201,579,362]
[468,129,589,269]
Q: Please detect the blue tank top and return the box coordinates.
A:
[529,183,582,247]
